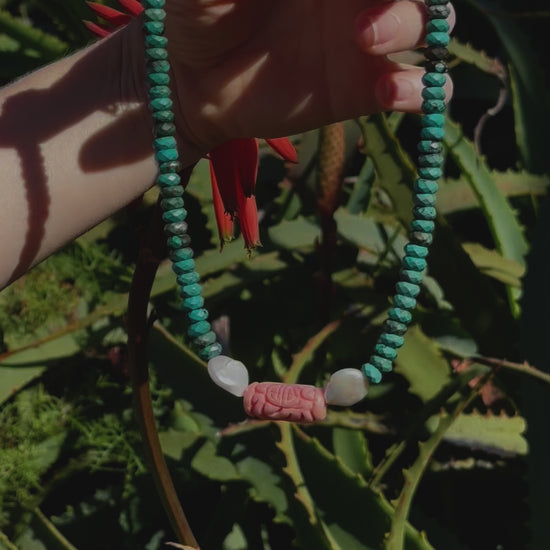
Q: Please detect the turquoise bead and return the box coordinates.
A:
[188,320,211,338]
[422,87,446,100]
[170,247,193,261]
[396,281,420,297]
[199,342,223,361]
[418,154,444,167]
[401,269,423,285]
[422,99,445,114]
[147,72,170,86]
[152,110,175,123]
[428,0,450,5]
[148,60,170,73]
[361,363,382,384]
[426,32,450,47]
[149,86,171,100]
[411,232,433,246]
[177,272,200,286]
[144,8,166,21]
[418,167,442,180]
[150,97,173,111]
[413,193,436,207]
[414,179,439,194]
[422,71,447,86]
[422,113,445,127]
[157,173,180,187]
[384,320,408,335]
[194,331,217,346]
[146,48,168,61]
[418,141,442,153]
[154,122,176,137]
[380,333,405,348]
[159,160,181,173]
[413,206,437,220]
[161,197,184,211]
[167,235,191,249]
[188,308,209,322]
[370,355,393,373]
[161,186,183,198]
[402,255,427,271]
[145,34,168,48]
[156,148,179,162]
[143,0,165,8]
[172,259,195,274]
[393,294,417,310]
[420,127,445,140]
[182,296,204,311]
[375,344,398,360]
[181,283,202,297]
[154,136,177,151]
[165,222,188,236]
[388,307,412,324]
[411,219,435,232]
[162,208,187,223]
[144,21,164,35]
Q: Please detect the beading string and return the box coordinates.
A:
[141,0,450,406]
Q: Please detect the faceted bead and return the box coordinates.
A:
[421,127,445,140]
[388,307,412,324]
[207,355,249,396]
[384,319,408,335]
[161,197,184,211]
[426,32,450,47]
[170,247,193,261]
[411,231,433,246]
[172,259,195,275]
[154,136,177,150]
[194,331,217,347]
[143,0,165,7]
[425,60,447,74]
[145,34,168,48]
[361,363,382,384]
[423,72,446,88]
[188,308,209,322]
[418,154,444,167]
[156,148,179,163]
[401,269,424,285]
[418,140,442,154]
[396,281,420,297]
[418,167,442,180]
[402,255,427,271]
[146,48,168,61]
[427,4,451,18]
[165,221,189,236]
[157,173,180,187]
[325,368,369,406]
[393,294,417,310]
[154,122,176,137]
[413,193,437,207]
[422,113,445,127]
[149,86,171,100]
[428,0,450,5]
[414,179,439,194]
[188,321,211,338]
[413,206,437,220]
[181,283,202,297]
[147,72,170,86]
[422,87,446,100]
[152,109,175,123]
[411,219,435,232]
[162,208,187,223]
[167,234,191,249]
[371,354,394,372]
[380,333,405,348]
[182,296,204,310]
[161,186,184,198]
[422,99,445,115]
[200,342,223,361]
[177,271,200,286]
[148,60,170,73]
[144,8,166,21]
[144,21,164,35]
[425,47,449,61]
[159,160,181,173]
[150,97,173,111]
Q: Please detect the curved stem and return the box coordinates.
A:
[127,168,199,549]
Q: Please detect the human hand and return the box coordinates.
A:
[165,0,454,153]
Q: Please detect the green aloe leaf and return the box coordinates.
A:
[191,440,239,482]
[332,427,373,478]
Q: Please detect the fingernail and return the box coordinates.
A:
[376,76,415,106]
[357,12,400,49]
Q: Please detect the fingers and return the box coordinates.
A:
[374,67,453,112]
[355,1,456,55]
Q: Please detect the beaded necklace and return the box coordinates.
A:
[142,0,451,423]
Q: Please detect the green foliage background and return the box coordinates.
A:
[1,0,549,549]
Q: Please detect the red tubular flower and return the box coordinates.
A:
[85,2,298,250]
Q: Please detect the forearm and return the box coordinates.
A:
[0,20,198,288]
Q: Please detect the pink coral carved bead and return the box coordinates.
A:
[243,382,327,423]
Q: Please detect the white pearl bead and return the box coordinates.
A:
[325,368,369,406]
[207,355,249,397]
